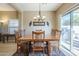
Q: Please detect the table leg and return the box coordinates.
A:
[0,36,1,41]
[7,36,8,42]
[58,41,60,55]
[17,42,21,55]
[15,36,16,43]
[47,42,51,56]
[2,36,5,43]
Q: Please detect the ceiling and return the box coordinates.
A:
[0,3,16,11]
[11,3,63,11]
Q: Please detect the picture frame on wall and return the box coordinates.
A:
[33,22,45,26]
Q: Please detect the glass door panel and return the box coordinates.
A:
[61,13,71,50]
[71,9,79,55]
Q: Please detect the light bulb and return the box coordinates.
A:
[37,15,40,18]
[33,17,37,19]
[42,16,46,19]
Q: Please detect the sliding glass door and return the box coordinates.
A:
[71,8,79,55]
[61,7,79,55]
[61,13,71,51]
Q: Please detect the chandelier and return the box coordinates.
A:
[29,3,49,26]
[33,3,46,22]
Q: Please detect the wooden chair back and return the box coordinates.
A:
[52,29,61,40]
[15,30,22,43]
[32,31,45,40]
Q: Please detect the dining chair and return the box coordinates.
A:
[52,29,61,54]
[15,30,22,54]
[31,31,46,55]
[15,31,21,43]
[15,30,30,55]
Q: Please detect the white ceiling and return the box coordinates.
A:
[0,3,16,11]
[11,3,63,11]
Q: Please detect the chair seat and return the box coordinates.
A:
[32,46,44,51]
[32,42,46,47]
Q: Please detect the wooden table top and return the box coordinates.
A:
[18,35,60,42]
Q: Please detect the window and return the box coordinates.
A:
[61,13,71,50]
[8,20,19,34]
[61,8,79,55]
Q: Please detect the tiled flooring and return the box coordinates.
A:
[0,39,17,56]
[0,43,17,56]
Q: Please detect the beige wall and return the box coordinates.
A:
[0,11,18,19]
[21,11,56,35]
[56,3,76,29]
[18,11,22,29]
[0,11,19,33]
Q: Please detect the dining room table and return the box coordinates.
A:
[1,33,16,43]
[17,34,60,56]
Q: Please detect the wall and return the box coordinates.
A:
[21,11,56,36]
[56,3,76,29]
[17,11,22,29]
[0,11,19,33]
[0,11,18,19]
